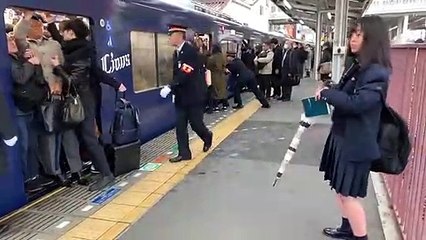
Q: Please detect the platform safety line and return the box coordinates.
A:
[61,100,261,240]
[0,187,66,224]
[370,172,403,240]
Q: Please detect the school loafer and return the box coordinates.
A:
[323,227,354,239]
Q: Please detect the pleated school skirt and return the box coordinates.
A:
[319,132,371,198]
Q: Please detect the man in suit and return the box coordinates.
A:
[160,25,213,163]
[280,41,297,101]
[226,53,270,109]
[270,38,283,98]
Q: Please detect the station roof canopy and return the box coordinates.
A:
[271,0,373,30]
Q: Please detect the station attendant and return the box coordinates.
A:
[226,52,270,109]
[160,25,213,163]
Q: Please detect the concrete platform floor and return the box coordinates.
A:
[120,79,385,240]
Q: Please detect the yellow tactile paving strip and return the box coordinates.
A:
[60,100,261,240]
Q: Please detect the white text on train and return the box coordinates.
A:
[100,52,131,74]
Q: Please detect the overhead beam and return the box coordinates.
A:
[275,1,361,19]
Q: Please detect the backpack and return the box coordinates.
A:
[111,93,141,146]
[371,93,412,175]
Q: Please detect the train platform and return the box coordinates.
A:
[0,79,387,240]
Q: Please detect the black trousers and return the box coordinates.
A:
[282,86,293,100]
[272,75,282,97]
[176,105,210,159]
[258,74,272,98]
[281,74,293,100]
[234,77,269,106]
[206,86,215,110]
[79,91,113,177]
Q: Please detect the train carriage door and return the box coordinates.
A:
[1,6,93,217]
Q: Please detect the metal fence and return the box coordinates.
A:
[384,45,426,240]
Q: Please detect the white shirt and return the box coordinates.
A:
[176,41,185,56]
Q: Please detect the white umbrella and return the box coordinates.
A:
[272,114,315,187]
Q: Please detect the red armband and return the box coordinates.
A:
[180,63,194,74]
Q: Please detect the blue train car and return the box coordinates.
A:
[0,0,278,217]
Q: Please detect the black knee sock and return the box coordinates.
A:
[354,235,368,240]
[340,217,352,232]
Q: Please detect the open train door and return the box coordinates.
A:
[217,33,246,97]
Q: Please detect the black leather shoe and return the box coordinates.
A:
[203,132,213,152]
[89,175,115,192]
[71,172,90,186]
[169,156,191,163]
[261,104,270,108]
[232,104,243,109]
[323,227,354,239]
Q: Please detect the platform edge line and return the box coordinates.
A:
[69,100,261,240]
[370,172,403,240]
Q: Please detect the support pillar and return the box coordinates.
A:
[403,15,409,34]
[313,9,323,81]
[331,0,349,83]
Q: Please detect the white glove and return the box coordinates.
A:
[160,86,171,98]
[3,136,17,147]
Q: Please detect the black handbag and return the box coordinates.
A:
[63,84,85,125]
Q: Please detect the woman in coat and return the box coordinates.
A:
[318,42,333,82]
[315,16,391,240]
[207,44,228,111]
[50,18,115,191]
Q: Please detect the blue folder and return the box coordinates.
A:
[301,96,331,117]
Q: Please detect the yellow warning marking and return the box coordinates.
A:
[98,222,129,240]
[143,171,175,183]
[91,203,136,222]
[63,218,116,240]
[112,191,151,206]
[156,161,187,173]
[127,180,163,193]
[62,100,260,239]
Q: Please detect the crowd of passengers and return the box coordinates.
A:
[195,37,316,113]
[7,9,127,193]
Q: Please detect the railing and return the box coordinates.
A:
[385,45,426,240]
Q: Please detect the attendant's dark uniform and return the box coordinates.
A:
[226,55,270,108]
[168,26,213,163]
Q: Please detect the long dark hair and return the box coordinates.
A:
[356,15,392,70]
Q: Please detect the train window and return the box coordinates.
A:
[220,41,238,54]
[130,31,157,93]
[156,33,174,87]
